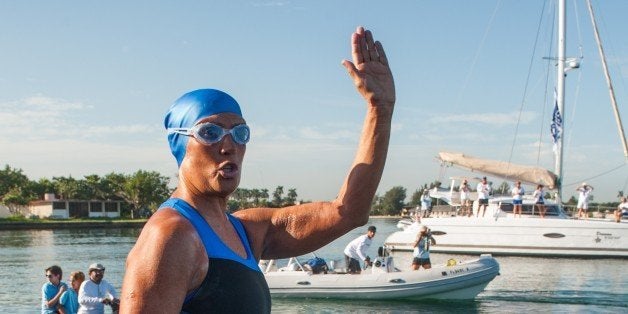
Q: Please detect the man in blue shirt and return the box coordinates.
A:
[42,265,68,314]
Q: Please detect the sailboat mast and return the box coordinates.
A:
[555,0,566,202]
[586,0,628,160]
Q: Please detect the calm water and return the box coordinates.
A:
[1,218,626,313]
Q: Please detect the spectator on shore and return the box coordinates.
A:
[42,265,67,314]
[59,271,85,314]
[78,263,118,314]
[344,226,377,274]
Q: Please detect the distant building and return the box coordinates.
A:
[28,193,122,219]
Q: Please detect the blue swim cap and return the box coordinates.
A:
[164,89,243,167]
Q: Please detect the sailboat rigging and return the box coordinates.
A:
[385,0,627,258]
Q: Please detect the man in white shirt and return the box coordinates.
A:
[78,263,119,314]
[343,226,376,274]
[476,177,491,217]
[459,179,471,217]
[576,183,593,219]
[511,181,525,218]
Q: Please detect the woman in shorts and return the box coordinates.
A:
[412,225,436,270]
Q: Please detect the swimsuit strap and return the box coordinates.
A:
[159,198,259,271]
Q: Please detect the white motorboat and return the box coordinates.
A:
[262,254,499,300]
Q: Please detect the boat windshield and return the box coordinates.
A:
[498,203,562,217]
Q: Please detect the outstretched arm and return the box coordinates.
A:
[239,26,395,259]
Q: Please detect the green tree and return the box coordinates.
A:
[370,194,383,215]
[380,186,406,216]
[259,189,270,207]
[409,189,422,206]
[0,165,35,214]
[285,188,297,205]
[53,176,80,199]
[30,178,56,200]
[2,187,31,215]
[272,186,284,207]
[496,181,510,196]
[114,170,170,218]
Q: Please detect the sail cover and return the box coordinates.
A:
[438,151,557,189]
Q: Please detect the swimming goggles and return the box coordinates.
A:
[168,122,250,145]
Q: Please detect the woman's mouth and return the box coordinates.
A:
[218,163,239,179]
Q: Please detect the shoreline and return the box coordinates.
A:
[0,219,147,230]
[0,215,403,231]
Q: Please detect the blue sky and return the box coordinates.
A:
[1,0,626,202]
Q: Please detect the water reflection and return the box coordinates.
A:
[0,228,140,313]
[0,219,626,313]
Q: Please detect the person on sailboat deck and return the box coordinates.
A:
[420,190,432,217]
[459,179,471,217]
[576,183,593,219]
[476,177,491,217]
[614,197,628,223]
[412,225,436,270]
[533,184,546,218]
[120,26,396,313]
[511,181,525,218]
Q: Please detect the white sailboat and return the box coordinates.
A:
[385,0,628,258]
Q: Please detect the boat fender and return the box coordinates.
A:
[447,259,457,266]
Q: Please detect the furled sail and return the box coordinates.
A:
[438,151,557,189]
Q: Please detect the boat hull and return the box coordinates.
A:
[265,255,499,300]
[385,217,628,257]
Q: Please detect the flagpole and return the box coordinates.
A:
[555,0,566,203]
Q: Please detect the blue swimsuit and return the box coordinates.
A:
[160,198,271,313]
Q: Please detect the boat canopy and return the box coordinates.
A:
[438,151,557,189]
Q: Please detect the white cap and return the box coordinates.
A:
[88,263,105,271]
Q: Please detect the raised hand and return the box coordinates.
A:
[342,26,395,109]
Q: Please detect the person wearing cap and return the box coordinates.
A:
[412,225,436,270]
[576,183,593,219]
[511,181,525,218]
[476,177,491,217]
[343,226,377,274]
[58,271,84,314]
[121,26,395,313]
[42,265,68,314]
[78,263,118,314]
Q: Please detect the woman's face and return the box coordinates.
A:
[180,113,247,197]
